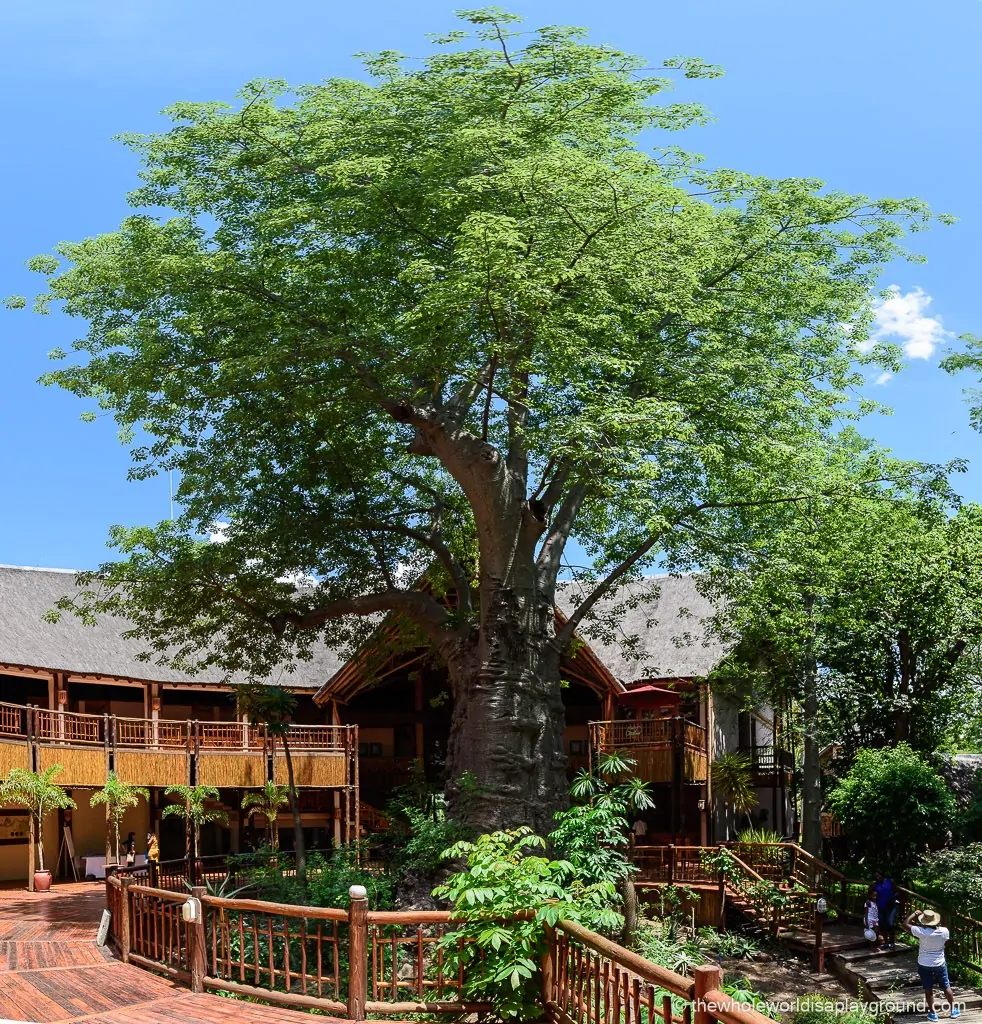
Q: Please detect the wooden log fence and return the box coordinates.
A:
[103,876,779,1024]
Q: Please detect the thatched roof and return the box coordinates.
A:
[555,574,727,685]
[0,565,726,693]
[0,565,343,689]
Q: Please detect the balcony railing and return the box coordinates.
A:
[744,745,794,773]
[589,716,709,785]
[0,701,356,757]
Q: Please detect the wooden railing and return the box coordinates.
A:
[546,920,773,1024]
[115,717,189,749]
[0,703,26,737]
[106,877,491,1018]
[106,877,773,1024]
[34,708,105,745]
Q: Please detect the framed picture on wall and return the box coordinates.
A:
[0,810,29,845]
[568,739,586,756]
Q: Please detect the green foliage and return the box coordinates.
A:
[90,771,150,864]
[162,784,229,862]
[556,752,652,887]
[0,766,76,872]
[712,752,756,816]
[241,783,290,850]
[433,827,621,1019]
[239,846,394,910]
[25,7,947,833]
[913,844,982,918]
[784,994,884,1024]
[828,744,956,877]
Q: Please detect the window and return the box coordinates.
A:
[569,739,586,756]
[359,742,383,757]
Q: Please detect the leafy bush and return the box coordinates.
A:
[828,744,956,876]
[913,844,982,917]
[433,828,621,1019]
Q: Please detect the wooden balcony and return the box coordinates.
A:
[589,717,708,784]
[0,701,357,791]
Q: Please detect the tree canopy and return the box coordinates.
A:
[16,9,947,831]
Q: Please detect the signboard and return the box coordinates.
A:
[95,909,111,947]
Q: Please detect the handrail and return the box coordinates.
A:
[556,919,695,998]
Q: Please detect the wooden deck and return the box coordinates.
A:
[0,884,338,1024]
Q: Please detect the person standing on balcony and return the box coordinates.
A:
[146,831,159,887]
[874,870,898,949]
[632,818,648,844]
[906,908,959,1021]
[124,832,136,867]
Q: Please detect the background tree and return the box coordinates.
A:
[828,744,955,877]
[29,10,943,835]
[242,781,289,850]
[90,771,149,865]
[233,684,305,882]
[707,489,981,853]
[162,784,228,875]
[0,766,76,889]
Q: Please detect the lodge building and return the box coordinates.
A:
[0,564,791,882]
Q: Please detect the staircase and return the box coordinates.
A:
[831,944,982,1024]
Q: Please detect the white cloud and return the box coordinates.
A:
[208,522,229,544]
[874,371,893,386]
[871,286,948,360]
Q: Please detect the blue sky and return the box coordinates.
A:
[1,0,980,570]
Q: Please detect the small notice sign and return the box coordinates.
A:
[95,909,111,947]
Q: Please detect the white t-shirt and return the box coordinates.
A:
[911,926,949,967]
[632,820,648,837]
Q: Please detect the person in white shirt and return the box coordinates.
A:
[906,908,960,1021]
[631,819,648,842]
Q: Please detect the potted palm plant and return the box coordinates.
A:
[90,771,149,868]
[0,765,76,892]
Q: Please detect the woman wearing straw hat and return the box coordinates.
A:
[906,908,960,1021]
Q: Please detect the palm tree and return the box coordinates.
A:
[90,771,149,866]
[242,782,289,850]
[711,751,757,830]
[162,784,228,879]
[0,766,76,890]
[233,684,306,883]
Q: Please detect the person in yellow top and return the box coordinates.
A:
[146,832,159,886]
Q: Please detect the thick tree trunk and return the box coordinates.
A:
[801,659,822,857]
[444,599,568,837]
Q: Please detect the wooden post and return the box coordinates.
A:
[813,910,825,973]
[119,876,133,963]
[347,885,369,1020]
[190,886,207,993]
[668,844,676,883]
[693,964,721,1024]
[717,865,727,932]
[541,924,556,1015]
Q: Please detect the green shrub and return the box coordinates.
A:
[913,844,982,917]
[433,827,621,1019]
[828,744,956,877]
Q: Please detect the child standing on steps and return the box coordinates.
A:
[864,886,879,942]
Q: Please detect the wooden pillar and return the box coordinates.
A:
[333,791,342,849]
[190,886,207,993]
[150,684,160,747]
[119,876,133,962]
[693,965,721,1024]
[541,924,556,1008]
[347,886,369,1020]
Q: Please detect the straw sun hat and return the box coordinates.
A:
[918,910,942,928]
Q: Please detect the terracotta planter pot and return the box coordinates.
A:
[33,870,52,892]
